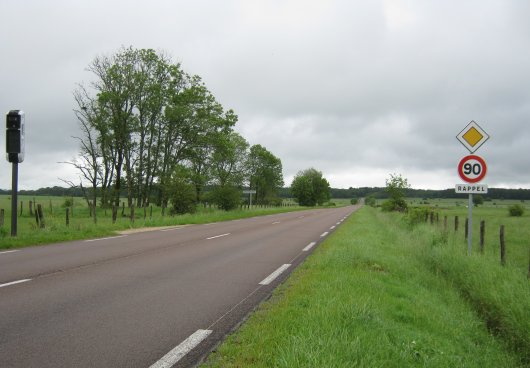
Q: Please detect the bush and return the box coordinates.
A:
[404,207,430,227]
[381,198,408,212]
[350,197,359,205]
[62,198,74,208]
[168,181,197,215]
[209,186,242,211]
[508,204,525,217]
[365,195,376,207]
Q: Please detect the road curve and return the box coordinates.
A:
[0,205,359,367]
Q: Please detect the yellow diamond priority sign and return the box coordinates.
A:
[456,121,489,153]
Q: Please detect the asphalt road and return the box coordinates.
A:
[0,205,358,367]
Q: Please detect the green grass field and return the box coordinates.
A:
[0,195,346,249]
[203,205,530,367]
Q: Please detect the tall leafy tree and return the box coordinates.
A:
[290,168,330,206]
[246,144,284,204]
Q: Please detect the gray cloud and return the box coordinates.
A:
[1,0,529,190]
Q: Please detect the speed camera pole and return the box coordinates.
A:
[11,161,18,236]
[6,110,25,237]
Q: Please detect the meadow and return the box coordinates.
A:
[203,202,530,367]
[0,195,313,249]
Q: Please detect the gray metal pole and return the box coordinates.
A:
[468,193,472,255]
[11,162,18,237]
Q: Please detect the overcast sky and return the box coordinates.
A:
[1,0,529,190]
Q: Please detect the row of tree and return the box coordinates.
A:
[68,47,284,214]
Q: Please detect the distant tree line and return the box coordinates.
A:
[65,47,284,213]
[2,186,530,201]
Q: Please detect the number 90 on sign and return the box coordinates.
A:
[458,155,487,183]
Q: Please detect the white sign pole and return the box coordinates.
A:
[468,194,473,255]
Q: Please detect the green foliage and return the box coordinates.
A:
[290,168,330,206]
[350,197,359,205]
[384,173,410,212]
[508,204,525,217]
[0,227,7,238]
[365,195,376,207]
[405,207,430,227]
[208,186,242,211]
[473,195,484,206]
[62,198,74,208]
[247,144,284,204]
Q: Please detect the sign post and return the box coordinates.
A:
[243,189,257,207]
[6,110,25,237]
[456,121,489,255]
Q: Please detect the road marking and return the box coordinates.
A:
[259,264,291,285]
[85,235,127,242]
[0,250,19,255]
[160,227,182,232]
[320,232,329,237]
[272,221,281,225]
[330,226,335,230]
[303,242,317,252]
[149,329,212,368]
[206,233,230,240]
[0,279,31,288]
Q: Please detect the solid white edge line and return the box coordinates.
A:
[330,226,335,230]
[259,264,291,285]
[320,232,329,237]
[0,250,19,255]
[206,233,230,240]
[0,279,31,288]
[149,329,212,368]
[272,221,281,225]
[303,242,317,252]
[85,235,127,242]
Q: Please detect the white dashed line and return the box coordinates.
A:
[272,221,281,225]
[149,329,212,368]
[84,235,127,242]
[303,242,317,252]
[0,250,19,255]
[320,232,329,237]
[330,226,335,230]
[206,233,230,240]
[0,279,31,288]
[259,264,291,285]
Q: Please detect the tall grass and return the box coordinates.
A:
[204,207,528,367]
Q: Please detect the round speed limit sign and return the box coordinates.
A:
[458,155,487,183]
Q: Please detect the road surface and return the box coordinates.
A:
[0,205,358,367]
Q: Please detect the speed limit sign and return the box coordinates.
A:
[458,155,487,183]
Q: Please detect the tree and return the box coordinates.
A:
[290,168,330,206]
[246,144,284,204]
[382,173,410,212]
[165,166,197,215]
[210,131,248,188]
[473,195,484,207]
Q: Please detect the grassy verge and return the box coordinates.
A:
[203,207,528,367]
[0,195,316,249]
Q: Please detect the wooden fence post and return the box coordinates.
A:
[443,216,447,232]
[527,247,530,279]
[500,225,506,266]
[143,206,147,221]
[430,212,434,225]
[130,204,135,223]
[0,209,4,227]
[112,206,117,224]
[465,218,469,240]
[35,205,40,226]
[66,207,70,227]
[455,216,459,232]
[480,220,485,254]
[37,204,45,229]
[29,200,33,216]
[20,201,23,216]
[150,205,153,219]
[121,202,125,217]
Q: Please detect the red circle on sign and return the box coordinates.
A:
[458,155,487,183]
